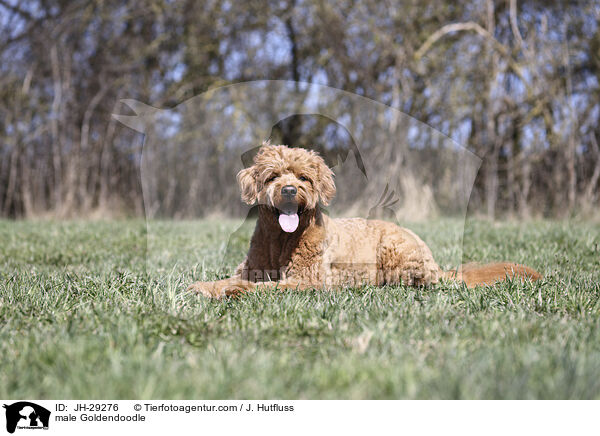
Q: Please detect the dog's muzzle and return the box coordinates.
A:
[278,185,300,233]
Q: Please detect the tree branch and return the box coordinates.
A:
[414,20,527,86]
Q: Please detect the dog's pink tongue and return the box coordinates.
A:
[278,213,299,233]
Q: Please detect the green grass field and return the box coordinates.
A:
[1,218,599,399]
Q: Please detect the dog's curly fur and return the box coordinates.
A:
[188,143,541,298]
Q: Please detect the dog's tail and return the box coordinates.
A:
[443,262,541,288]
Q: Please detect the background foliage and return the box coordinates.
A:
[0,0,599,218]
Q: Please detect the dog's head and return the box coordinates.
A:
[237,143,335,232]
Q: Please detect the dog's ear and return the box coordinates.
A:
[237,166,258,204]
[317,163,336,206]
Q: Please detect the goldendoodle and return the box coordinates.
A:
[188,143,540,298]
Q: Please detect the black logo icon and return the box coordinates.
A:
[3,402,50,433]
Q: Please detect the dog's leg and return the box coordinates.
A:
[376,229,441,286]
[187,277,255,298]
[188,277,319,298]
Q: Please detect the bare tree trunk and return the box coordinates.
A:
[566,135,577,211]
[506,113,522,217]
[584,132,600,204]
[98,98,120,210]
[20,153,34,217]
[518,152,532,218]
[484,0,498,219]
[79,83,110,211]
[50,44,64,212]
[3,146,19,216]
[564,27,577,212]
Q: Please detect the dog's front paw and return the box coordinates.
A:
[221,283,249,298]
[187,281,225,299]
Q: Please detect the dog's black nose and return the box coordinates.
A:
[281,185,297,197]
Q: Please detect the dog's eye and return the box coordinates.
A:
[265,175,278,184]
[299,175,310,182]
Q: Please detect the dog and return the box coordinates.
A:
[188,143,541,298]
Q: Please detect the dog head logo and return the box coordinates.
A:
[3,402,50,433]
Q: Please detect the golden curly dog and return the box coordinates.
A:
[188,143,540,298]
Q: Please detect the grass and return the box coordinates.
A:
[0,218,599,399]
